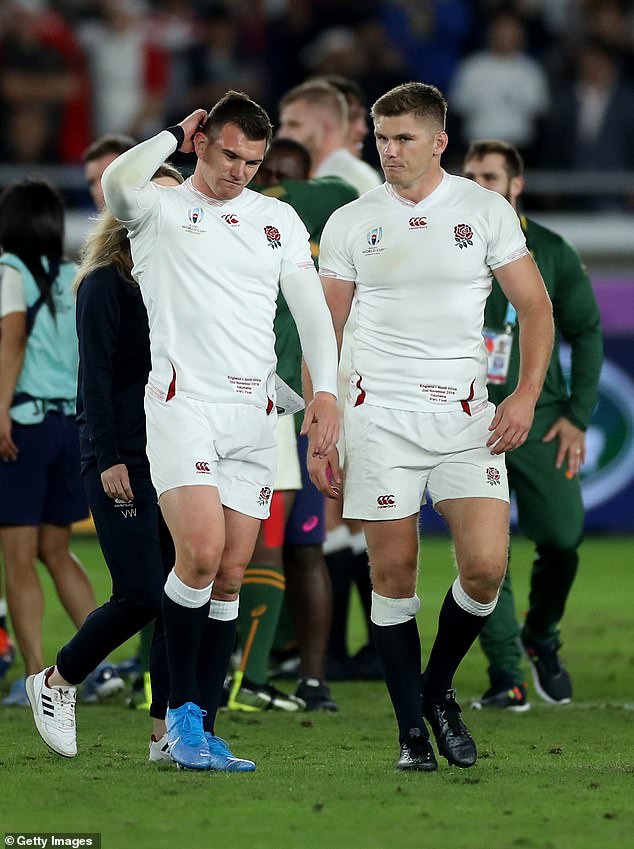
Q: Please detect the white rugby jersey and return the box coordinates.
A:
[103,131,338,408]
[319,171,528,413]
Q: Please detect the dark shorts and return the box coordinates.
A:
[0,414,88,526]
[284,433,325,546]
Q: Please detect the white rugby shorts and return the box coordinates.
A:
[274,413,301,491]
[342,401,509,521]
[145,392,277,519]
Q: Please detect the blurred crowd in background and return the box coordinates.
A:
[1,0,634,211]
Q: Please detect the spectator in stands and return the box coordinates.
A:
[78,0,168,139]
[183,2,264,111]
[379,0,473,93]
[450,9,550,163]
[542,37,634,208]
[0,0,87,163]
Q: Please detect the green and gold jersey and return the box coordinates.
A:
[260,176,358,398]
[485,215,603,432]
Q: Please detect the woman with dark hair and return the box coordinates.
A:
[26,163,184,762]
[0,179,97,706]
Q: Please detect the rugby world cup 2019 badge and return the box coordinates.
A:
[182,207,207,233]
[362,225,386,256]
[264,225,282,249]
[454,223,473,249]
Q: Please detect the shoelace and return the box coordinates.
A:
[52,688,76,729]
[177,705,207,746]
[206,735,236,758]
[441,696,467,735]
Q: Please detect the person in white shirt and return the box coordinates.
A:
[96,92,338,772]
[450,10,549,157]
[277,79,381,196]
[311,82,553,772]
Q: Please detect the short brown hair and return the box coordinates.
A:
[202,90,273,147]
[371,82,447,130]
[279,80,348,130]
[82,134,136,164]
[464,139,524,179]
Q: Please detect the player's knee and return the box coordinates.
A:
[451,577,499,616]
[370,555,418,598]
[459,556,505,603]
[177,537,223,580]
[214,561,247,597]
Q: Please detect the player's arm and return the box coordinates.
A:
[488,253,554,454]
[280,267,340,459]
[0,310,26,461]
[301,275,355,497]
[102,109,206,222]
[542,241,603,475]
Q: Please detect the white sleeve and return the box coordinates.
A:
[101,130,178,224]
[280,268,339,399]
[318,208,356,281]
[0,265,26,317]
[486,193,529,270]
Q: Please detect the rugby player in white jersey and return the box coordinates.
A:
[310,82,554,772]
[101,91,340,771]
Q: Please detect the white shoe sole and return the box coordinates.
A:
[26,674,77,758]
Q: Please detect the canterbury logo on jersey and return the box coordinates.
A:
[195,461,211,473]
[408,217,428,229]
[222,214,239,226]
[377,495,396,508]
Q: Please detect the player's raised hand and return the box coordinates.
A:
[177,109,209,153]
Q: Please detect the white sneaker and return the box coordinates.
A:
[148,733,172,763]
[26,668,77,758]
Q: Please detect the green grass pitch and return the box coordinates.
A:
[1,534,632,849]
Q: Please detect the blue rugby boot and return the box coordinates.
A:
[166,702,211,770]
[205,733,256,772]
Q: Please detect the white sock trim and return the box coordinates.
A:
[164,569,213,608]
[371,591,420,626]
[451,577,498,617]
[208,597,239,621]
[323,524,352,554]
[349,531,367,556]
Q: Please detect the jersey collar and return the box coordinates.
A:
[384,169,450,209]
[185,177,249,208]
